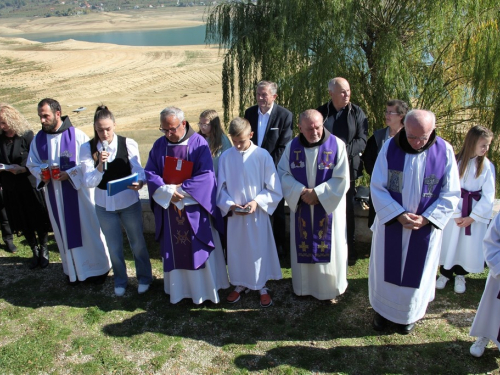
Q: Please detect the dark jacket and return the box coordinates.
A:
[244,104,293,167]
[317,101,368,180]
[362,127,388,176]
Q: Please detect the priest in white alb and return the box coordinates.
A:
[278,109,350,300]
[369,109,460,334]
[27,98,111,284]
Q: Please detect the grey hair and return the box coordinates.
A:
[256,80,278,95]
[299,109,323,125]
[404,109,436,128]
[160,107,184,123]
[328,77,347,91]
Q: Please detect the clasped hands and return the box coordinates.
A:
[455,216,475,228]
[301,188,319,205]
[230,200,258,215]
[397,212,429,230]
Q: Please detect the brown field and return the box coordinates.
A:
[0,8,226,162]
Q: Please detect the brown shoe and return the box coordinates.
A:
[259,291,272,308]
[227,286,246,303]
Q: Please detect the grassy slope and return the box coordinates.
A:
[0,236,499,374]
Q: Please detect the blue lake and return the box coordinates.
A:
[16,24,206,46]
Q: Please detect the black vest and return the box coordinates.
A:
[97,136,132,190]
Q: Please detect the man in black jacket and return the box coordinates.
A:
[317,77,368,265]
[245,81,293,256]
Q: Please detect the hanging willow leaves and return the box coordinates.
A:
[205,0,500,146]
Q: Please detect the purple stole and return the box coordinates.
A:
[384,137,446,288]
[289,135,338,263]
[35,127,82,249]
[162,144,214,272]
[460,188,481,235]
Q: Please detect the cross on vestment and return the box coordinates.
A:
[318,241,329,252]
[299,241,309,253]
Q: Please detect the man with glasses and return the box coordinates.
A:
[145,107,229,304]
[317,77,368,266]
[368,109,460,334]
[244,81,293,257]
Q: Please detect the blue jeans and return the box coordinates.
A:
[96,200,152,288]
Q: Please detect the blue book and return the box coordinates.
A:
[107,173,139,196]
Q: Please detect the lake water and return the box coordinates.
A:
[17,25,206,46]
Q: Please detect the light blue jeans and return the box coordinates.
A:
[96,200,152,288]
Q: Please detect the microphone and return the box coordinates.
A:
[102,141,108,171]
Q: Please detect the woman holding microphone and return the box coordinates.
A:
[81,105,152,297]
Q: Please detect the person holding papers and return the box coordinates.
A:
[145,106,229,304]
[27,99,111,285]
[81,105,152,297]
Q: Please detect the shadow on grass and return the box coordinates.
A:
[232,341,500,374]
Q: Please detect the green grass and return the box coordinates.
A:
[0,236,499,374]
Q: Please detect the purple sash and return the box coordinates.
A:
[461,188,481,236]
[384,137,446,288]
[290,135,338,263]
[36,127,82,249]
[162,144,214,272]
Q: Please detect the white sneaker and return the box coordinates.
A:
[454,275,466,293]
[114,287,126,297]
[436,275,449,289]
[470,337,489,357]
[138,284,150,294]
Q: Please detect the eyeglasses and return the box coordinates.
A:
[406,132,432,141]
[159,122,182,134]
[198,122,211,128]
[385,111,400,115]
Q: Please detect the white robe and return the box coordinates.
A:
[469,212,500,351]
[27,128,111,282]
[369,138,460,324]
[278,136,350,300]
[217,143,283,290]
[440,157,495,273]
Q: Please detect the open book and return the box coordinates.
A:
[107,173,139,196]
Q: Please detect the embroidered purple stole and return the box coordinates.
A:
[162,144,214,272]
[384,137,446,288]
[289,135,338,263]
[461,188,481,235]
[36,127,82,249]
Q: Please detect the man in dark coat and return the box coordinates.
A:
[317,77,368,265]
[244,81,293,255]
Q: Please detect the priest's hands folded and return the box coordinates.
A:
[397,212,429,230]
[301,188,319,205]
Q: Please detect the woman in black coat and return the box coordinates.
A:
[0,103,51,268]
[362,99,408,228]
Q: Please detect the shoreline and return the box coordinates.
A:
[0,8,208,36]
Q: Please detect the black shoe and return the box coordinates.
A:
[39,245,49,268]
[5,240,17,253]
[398,323,415,335]
[348,255,358,266]
[29,246,39,269]
[372,312,387,331]
[66,275,80,286]
[86,271,109,285]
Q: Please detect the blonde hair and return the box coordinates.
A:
[228,117,251,137]
[198,109,225,157]
[456,125,493,179]
[0,103,33,136]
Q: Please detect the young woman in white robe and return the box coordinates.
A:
[437,126,495,294]
[469,212,500,357]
